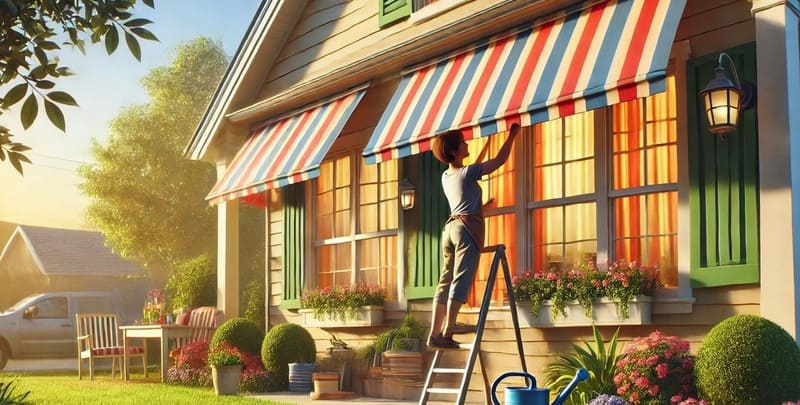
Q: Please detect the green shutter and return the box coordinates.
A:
[379,0,411,28]
[281,183,305,308]
[687,42,759,288]
[406,153,450,299]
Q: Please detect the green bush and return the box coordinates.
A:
[545,326,623,405]
[243,280,265,333]
[210,317,264,356]
[695,314,800,405]
[261,323,317,391]
[166,254,216,311]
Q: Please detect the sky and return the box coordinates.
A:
[0,1,262,230]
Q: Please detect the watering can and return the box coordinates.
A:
[490,368,589,405]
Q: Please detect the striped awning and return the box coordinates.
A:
[207,86,367,205]
[362,0,686,164]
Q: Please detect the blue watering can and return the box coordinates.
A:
[490,368,589,405]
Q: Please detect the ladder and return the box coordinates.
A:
[418,244,527,405]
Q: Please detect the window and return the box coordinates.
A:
[314,151,400,301]
[525,73,678,288]
[460,71,679,307]
[31,297,68,319]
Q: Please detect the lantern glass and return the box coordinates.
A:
[399,179,416,210]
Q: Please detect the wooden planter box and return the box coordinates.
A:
[515,296,652,327]
[299,305,384,327]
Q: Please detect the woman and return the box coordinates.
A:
[427,123,519,349]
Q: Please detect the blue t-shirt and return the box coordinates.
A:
[441,163,483,215]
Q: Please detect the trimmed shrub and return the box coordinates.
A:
[695,314,800,405]
[210,317,264,355]
[261,323,316,391]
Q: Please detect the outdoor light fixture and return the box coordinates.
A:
[699,52,756,136]
[400,178,416,210]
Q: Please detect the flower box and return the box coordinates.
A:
[299,305,384,327]
[515,296,652,327]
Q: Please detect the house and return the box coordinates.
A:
[186,0,799,398]
[0,225,150,309]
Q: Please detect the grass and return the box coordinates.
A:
[0,370,297,405]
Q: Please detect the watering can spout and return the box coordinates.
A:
[551,368,589,405]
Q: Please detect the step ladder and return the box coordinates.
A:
[418,244,527,405]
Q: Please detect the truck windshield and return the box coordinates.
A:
[2,294,43,313]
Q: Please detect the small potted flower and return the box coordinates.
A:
[207,343,244,395]
[299,284,386,327]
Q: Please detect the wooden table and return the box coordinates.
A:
[121,324,193,382]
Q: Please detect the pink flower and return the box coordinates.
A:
[656,363,669,379]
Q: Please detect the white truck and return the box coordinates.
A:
[0,291,138,370]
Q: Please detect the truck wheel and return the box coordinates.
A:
[0,342,8,371]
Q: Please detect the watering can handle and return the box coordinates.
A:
[551,368,590,405]
[490,371,536,405]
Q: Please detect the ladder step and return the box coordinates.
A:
[432,367,466,374]
[426,388,461,395]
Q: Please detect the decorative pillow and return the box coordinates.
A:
[175,307,191,325]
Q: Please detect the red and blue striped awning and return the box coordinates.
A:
[362,0,686,164]
[207,86,367,205]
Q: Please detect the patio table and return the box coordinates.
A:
[121,324,192,382]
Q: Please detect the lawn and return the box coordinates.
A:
[1,370,297,405]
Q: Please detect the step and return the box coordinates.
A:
[426,387,461,395]
[432,367,466,374]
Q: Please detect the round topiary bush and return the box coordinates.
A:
[695,314,800,405]
[210,317,265,355]
[261,323,316,391]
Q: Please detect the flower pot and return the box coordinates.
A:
[515,296,652,327]
[288,362,316,392]
[313,372,340,393]
[211,364,242,395]
[299,305,383,327]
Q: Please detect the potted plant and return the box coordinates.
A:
[299,284,386,327]
[207,343,244,395]
[512,260,661,327]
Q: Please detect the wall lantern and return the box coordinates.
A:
[400,178,416,210]
[699,52,756,136]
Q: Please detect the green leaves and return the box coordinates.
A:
[0,0,159,172]
[544,326,623,405]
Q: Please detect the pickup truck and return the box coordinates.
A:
[0,291,136,371]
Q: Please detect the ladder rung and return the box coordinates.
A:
[432,367,466,374]
[426,388,461,395]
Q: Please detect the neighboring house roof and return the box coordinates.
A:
[0,225,146,277]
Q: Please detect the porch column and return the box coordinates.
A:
[753,0,800,340]
[216,161,240,321]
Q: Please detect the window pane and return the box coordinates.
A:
[317,243,352,289]
[613,74,676,189]
[565,202,596,242]
[564,112,594,160]
[360,203,378,233]
[564,159,594,196]
[534,165,562,200]
[358,236,398,301]
[466,214,516,306]
[613,192,677,288]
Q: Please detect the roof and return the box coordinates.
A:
[0,225,147,277]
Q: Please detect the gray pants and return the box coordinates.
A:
[435,218,481,304]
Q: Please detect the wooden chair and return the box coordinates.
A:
[75,313,146,379]
[172,306,222,351]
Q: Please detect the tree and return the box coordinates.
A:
[78,37,224,280]
[0,0,158,173]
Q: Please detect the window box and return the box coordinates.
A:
[515,296,652,327]
[299,305,384,328]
